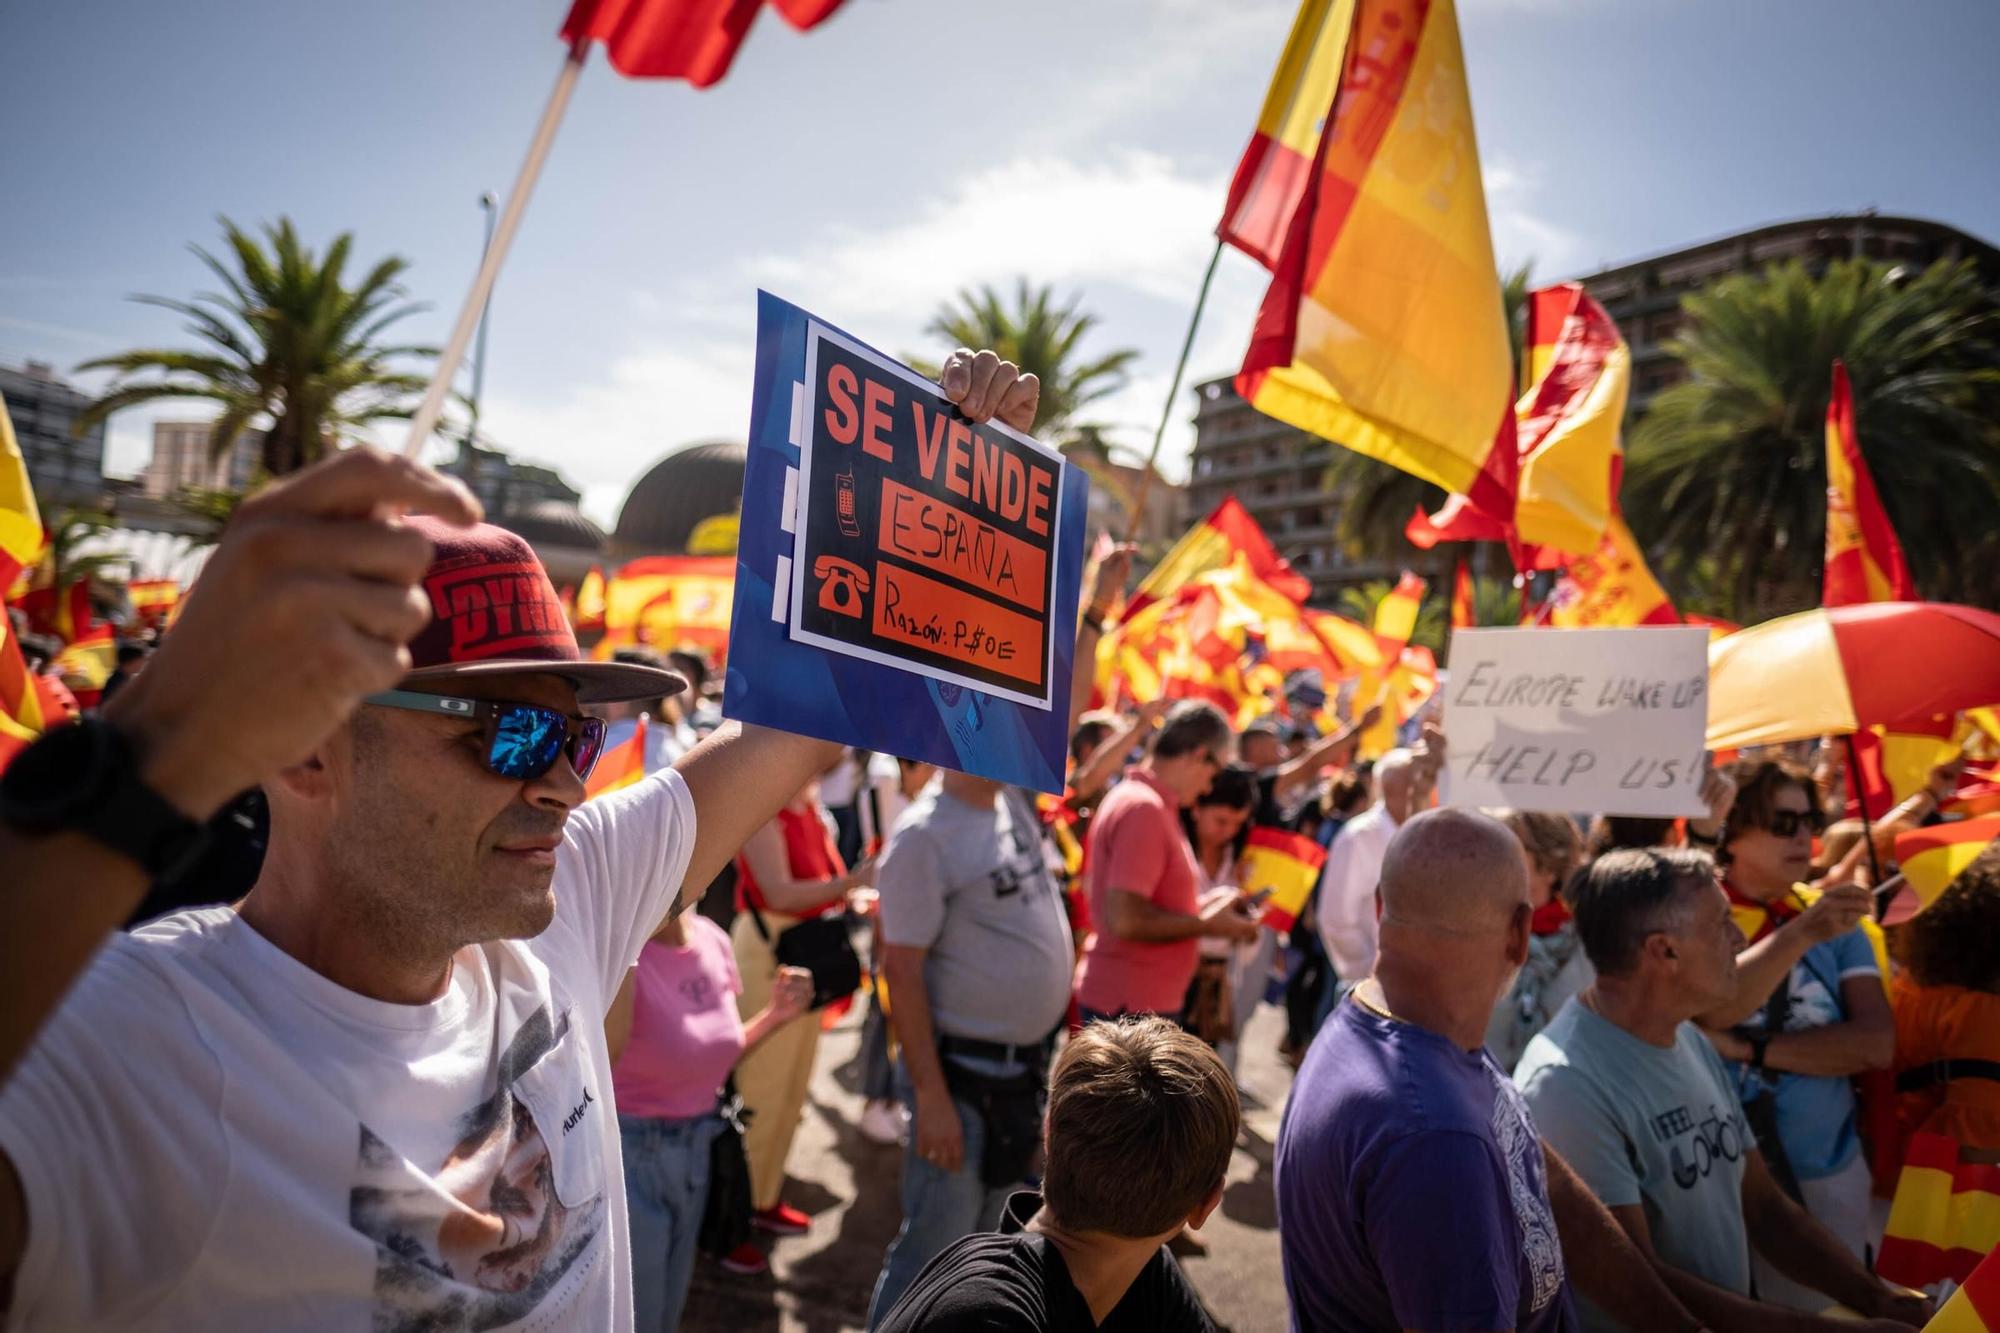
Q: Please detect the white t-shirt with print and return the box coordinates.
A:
[0,767,696,1331]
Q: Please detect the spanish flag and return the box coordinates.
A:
[595,555,735,660]
[52,625,116,693]
[1218,0,1349,270]
[1824,360,1915,606]
[1451,558,1475,630]
[1889,818,2000,926]
[0,612,45,773]
[1239,826,1329,935]
[1124,497,1310,622]
[1921,1242,2000,1332]
[1372,571,1426,650]
[126,579,181,628]
[1878,1130,2000,1289]
[574,564,607,631]
[1407,283,1630,566]
[1546,514,1678,629]
[0,389,42,592]
[1235,0,1515,526]
[585,713,650,800]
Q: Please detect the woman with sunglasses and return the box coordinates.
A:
[729,772,876,1245]
[1700,758,1895,1312]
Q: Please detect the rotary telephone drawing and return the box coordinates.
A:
[813,555,869,618]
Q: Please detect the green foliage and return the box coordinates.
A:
[77,217,434,477]
[1335,576,1447,654]
[1623,257,2000,619]
[914,279,1139,438]
[41,508,124,592]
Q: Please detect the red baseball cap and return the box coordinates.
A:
[398,517,684,704]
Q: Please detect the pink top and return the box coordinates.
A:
[610,915,745,1120]
[1076,767,1203,1016]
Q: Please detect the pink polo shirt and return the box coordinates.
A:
[1075,766,1203,1016]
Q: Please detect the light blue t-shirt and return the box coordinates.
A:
[1515,1000,1751,1333]
[1727,927,1879,1180]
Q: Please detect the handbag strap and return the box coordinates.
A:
[744,897,774,945]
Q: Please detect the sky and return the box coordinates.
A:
[4,0,1998,530]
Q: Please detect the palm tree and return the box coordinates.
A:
[915,280,1139,438]
[1624,256,2000,619]
[76,217,434,479]
[1318,261,1536,557]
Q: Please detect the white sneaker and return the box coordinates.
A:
[858,1099,908,1145]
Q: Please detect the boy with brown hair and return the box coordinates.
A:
[875,1016,1230,1331]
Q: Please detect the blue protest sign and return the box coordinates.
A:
[723,292,1089,793]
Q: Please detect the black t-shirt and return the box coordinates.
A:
[876,1191,1215,1333]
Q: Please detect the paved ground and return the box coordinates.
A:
[681,1003,1298,1332]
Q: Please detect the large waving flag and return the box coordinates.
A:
[595,555,735,661]
[1235,0,1516,526]
[1124,496,1310,622]
[1824,360,1916,606]
[0,390,41,592]
[561,0,846,86]
[1408,283,1630,566]
[1218,0,1350,270]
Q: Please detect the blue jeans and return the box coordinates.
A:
[864,1057,1025,1328]
[620,1111,727,1333]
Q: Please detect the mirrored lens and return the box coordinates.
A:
[570,718,608,781]
[491,705,567,780]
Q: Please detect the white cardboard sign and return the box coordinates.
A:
[1442,627,1710,818]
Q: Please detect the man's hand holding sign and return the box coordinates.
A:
[727,295,1089,794]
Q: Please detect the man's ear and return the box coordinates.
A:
[1644,932,1678,968]
[266,746,332,801]
[1185,1177,1226,1232]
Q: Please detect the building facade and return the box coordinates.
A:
[441,438,583,521]
[0,361,106,512]
[143,421,262,498]
[1184,212,2000,601]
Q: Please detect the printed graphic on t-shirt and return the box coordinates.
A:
[349,1005,605,1327]
[1489,1072,1565,1312]
[1649,1097,1750,1190]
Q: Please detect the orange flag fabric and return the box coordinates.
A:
[1234,0,1516,526]
[1824,360,1915,606]
[1451,559,1474,630]
[1238,826,1329,935]
[585,714,650,800]
[1124,497,1310,623]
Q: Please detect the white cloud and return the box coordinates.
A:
[1482,156,1585,277]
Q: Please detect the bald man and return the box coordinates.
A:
[1275,809,1709,1333]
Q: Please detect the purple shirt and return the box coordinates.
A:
[1275,997,1578,1333]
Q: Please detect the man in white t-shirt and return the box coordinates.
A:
[0,351,1045,1329]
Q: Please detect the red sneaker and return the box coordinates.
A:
[750,1201,812,1236]
[718,1241,768,1276]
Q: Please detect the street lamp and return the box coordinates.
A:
[466,191,498,452]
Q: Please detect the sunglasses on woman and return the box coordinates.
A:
[1762,808,1825,839]
[364,690,608,782]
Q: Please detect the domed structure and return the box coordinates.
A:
[497,499,606,586]
[612,440,746,559]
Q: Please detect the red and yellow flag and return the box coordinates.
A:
[1235,0,1515,526]
[595,555,734,661]
[126,579,180,629]
[1824,360,1915,606]
[52,625,115,693]
[1218,0,1350,270]
[1877,1130,2000,1289]
[1894,817,2000,919]
[1546,515,1678,628]
[585,714,650,800]
[1922,1240,2000,1332]
[1451,559,1475,630]
[0,611,45,773]
[573,564,607,631]
[0,389,42,593]
[1238,825,1329,935]
[1125,497,1310,622]
[1408,283,1630,566]
[1372,571,1426,650]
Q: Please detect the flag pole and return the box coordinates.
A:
[401,37,592,460]
[1123,237,1225,543]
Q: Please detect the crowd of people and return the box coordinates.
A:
[1,351,1996,1332]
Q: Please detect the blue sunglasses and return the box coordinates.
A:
[364,690,608,782]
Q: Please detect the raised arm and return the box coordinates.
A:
[1270,704,1379,802]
